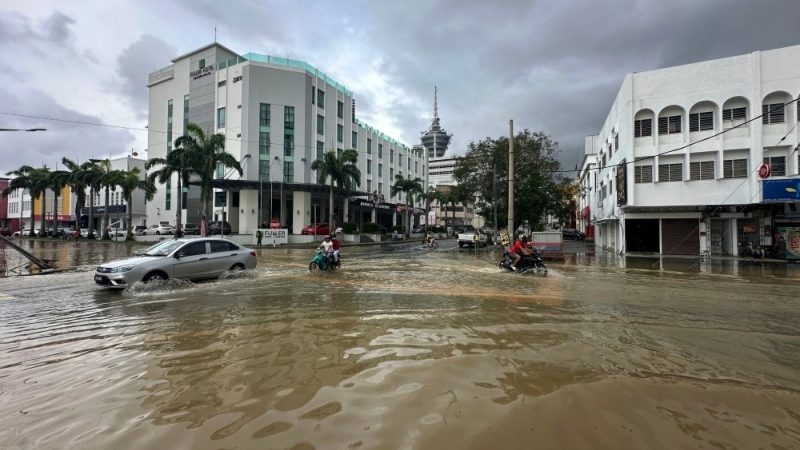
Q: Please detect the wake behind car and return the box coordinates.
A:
[94,238,257,289]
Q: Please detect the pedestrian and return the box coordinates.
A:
[256,229,263,249]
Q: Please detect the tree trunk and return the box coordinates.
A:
[39,191,47,237]
[29,196,36,238]
[102,186,110,240]
[202,186,211,237]
[126,192,134,241]
[52,189,58,235]
[74,192,81,233]
[88,188,95,239]
[175,175,183,237]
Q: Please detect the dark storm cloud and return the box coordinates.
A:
[117,35,176,117]
[0,87,136,174]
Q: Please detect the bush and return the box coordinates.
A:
[362,223,380,233]
[391,225,405,233]
[341,222,358,234]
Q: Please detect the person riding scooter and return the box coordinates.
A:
[330,234,341,263]
[318,235,334,265]
[508,235,532,271]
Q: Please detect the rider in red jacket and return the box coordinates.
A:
[508,236,530,270]
[331,234,341,262]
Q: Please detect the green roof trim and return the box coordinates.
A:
[239,53,353,97]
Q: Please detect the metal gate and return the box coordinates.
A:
[710,219,724,255]
[661,219,700,255]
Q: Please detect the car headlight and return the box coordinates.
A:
[110,265,135,273]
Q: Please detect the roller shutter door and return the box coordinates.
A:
[661,219,700,255]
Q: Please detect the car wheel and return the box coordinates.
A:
[143,271,168,283]
[229,263,245,271]
[458,242,463,248]
[155,231,160,235]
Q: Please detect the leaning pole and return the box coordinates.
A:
[0,236,54,272]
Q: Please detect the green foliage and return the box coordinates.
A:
[341,222,358,234]
[362,222,380,233]
[453,129,571,229]
[311,149,361,227]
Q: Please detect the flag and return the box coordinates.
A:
[200,214,207,237]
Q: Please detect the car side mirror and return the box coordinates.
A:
[174,252,183,259]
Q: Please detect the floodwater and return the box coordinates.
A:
[1,239,799,449]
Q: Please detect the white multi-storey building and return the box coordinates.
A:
[147,43,427,235]
[589,43,800,258]
[576,136,598,240]
[81,156,148,233]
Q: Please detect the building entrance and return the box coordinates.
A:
[625,219,659,252]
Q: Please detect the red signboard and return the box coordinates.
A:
[270,219,280,229]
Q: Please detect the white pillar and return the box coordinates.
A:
[371,208,376,223]
[343,198,349,224]
[392,211,397,226]
[292,191,312,235]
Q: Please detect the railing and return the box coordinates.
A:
[148,66,174,85]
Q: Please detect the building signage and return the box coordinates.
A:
[616,160,627,207]
[763,178,800,202]
[354,200,374,208]
[375,203,394,211]
[257,228,288,246]
[777,227,800,261]
[190,65,214,80]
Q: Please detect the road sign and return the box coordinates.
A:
[270,219,280,229]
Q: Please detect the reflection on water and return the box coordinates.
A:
[0,241,799,449]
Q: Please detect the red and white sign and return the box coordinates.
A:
[270,219,280,229]
[758,163,771,179]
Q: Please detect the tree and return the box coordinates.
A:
[3,165,48,237]
[31,167,51,238]
[179,123,242,236]
[453,130,565,231]
[84,161,103,239]
[391,174,423,236]
[145,146,193,234]
[422,185,439,233]
[311,149,361,229]
[119,167,156,240]
[61,158,94,233]
[94,159,126,240]
[49,169,71,234]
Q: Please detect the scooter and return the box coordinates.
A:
[499,250,547,275]
[309,250,340,272]
[422,237,439,249]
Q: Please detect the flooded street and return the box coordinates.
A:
[1,240,799,449]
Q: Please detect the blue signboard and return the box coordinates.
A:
[762,178,800,202]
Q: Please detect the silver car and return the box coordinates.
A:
[94,238,257,289]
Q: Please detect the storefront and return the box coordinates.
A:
[762,178,800,260]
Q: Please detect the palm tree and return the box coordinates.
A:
[61,158,94,233]
[92,159,123,240]
[31,167,51,238]
[49,169,71,235]
[119,167,156,240]
[391,174,423,237]
[145,146,193,234]
[180,122,242,236]
[3,165,44,237]
[311,149,361,229]
[84,161,103,239]
[422,185,439,234]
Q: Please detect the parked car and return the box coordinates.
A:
[0,227,12,237]
[144,224,174,235]
[94,238,257,289]
[457,226,488,248]
[207,221,232,235]
[562,228,586,240]
[301,223,330,235]
[133,225,148,236]
[481,227,496,244]
[13,229,40,237]
[182,223,200,235]
[106,227,126,238]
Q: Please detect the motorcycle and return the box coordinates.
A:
[499,250,547,275]
[422,237,439,249]
[309,250,340,272]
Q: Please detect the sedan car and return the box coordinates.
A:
[0,227,12,237]
[301,223,330,235]
[94,238,257,289]
[207,221,232,235]
[182,223,200,235]
[144,224,174,235]
[562,228,586,240]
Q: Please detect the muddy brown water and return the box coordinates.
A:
[1,240,799,449]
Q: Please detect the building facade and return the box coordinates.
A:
[147,43,427,235]
[589,44,800,258]
[81,156,148,233]
[575,136,598,240]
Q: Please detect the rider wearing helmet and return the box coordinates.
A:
[330,234,341,262]
[508,235,531,271]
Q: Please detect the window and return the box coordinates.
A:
[284,161,294,183]
[199,59,205,69]
[179,242,207,257]
[367,180,372,192]
[317,89,325,108]
[378,182,383,194]
[259,103,270,128]
[284,134,294,157]
[658,115,681,134]
[367,159,372,175]
[367,138,372,154]
[689,161,715,180]
[658,163,683,182]
[232,191,240,208]
[317,114,324,135]
[378,163,383,177]
[167,99,173,153]
[217,107,226,128]
[764,156,786,176]
[378,143,383,159]
[210,241,238,253]
[317,141,324,161]
[337,101,343,119]
[722,107,746,128]
[408,157,411,170]
[634,119,652,137]
[259,132,270,159]
[415,161,418,173]
[723,159,747,178]
[614,134,619,151]
[352,131,357,148]
[183,95,189,129]
[337,124,343,143]
[215,191,226,206]
[390,148,394,163]
[284,106,295,130]
[390,168,394,180]
[165,179,171,210]
[352,99,356,122]
[762,104,785,124]
[689,111,714,131]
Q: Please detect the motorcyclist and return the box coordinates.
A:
[424,231,435,246]
[318,235,334,266]
[508,235,531,271]
[330,234,341,263]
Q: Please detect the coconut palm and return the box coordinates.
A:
[422,185,439,234]
[61,158,95,233]
[92,159,123,240]
[145,145,194,234]
[84,161,103,239]
[3,165,47,237]
[31,167,52,238]
[310,149,361,229]
[179,122,242,236]
[49,169,71,235]
[390,174,423,237]
[119,167,156,240]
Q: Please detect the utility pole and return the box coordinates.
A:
[507,119,515,235]
[492,162,498,235]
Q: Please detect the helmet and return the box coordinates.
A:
[521,236,528,242]
[324,235,331,240]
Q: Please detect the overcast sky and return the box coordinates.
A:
[2,0,800,176]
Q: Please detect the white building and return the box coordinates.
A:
[427,156,458,187]
[575,136,598,240]
[589,43,800,257]
[147,43,427,235]
[81,156,148,232]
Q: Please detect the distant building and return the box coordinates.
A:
[5,180,74,233]
[575,136,599,240]
[588,43,800,257]
[81,156,147,232]
[420,86,452,160]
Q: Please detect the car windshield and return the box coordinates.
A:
[142,240,184,256]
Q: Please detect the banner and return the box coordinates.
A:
[763,178,800,202]
[256,228,288,246]
[778,227,800,261]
